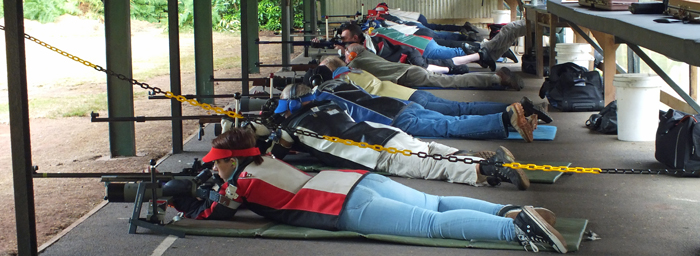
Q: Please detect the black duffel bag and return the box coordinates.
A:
[585,100,617,134]
[655,109,700,176]
[539,62,604,112]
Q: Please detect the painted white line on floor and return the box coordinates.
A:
[150,235,178,256]
[670,197,699,203]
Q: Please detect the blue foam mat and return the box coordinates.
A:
[417,125,557,141]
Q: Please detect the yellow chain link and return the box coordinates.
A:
[14,25,602,174]
[503,162,602,174]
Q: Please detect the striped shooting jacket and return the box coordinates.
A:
[198,155,368,230]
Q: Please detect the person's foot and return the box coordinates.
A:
[496,67,524,91]
[478,48,497,71]
[498,204,557,226]
[513,206,568,253]
[480,146,530,190]
[506,103,535,142]
[502,48,519,63]
[521,96,553,123]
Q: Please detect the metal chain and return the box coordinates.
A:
[8,24,691,175]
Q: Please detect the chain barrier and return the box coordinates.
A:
[7,25,691,175]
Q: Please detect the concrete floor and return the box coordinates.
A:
[38,61,700,256]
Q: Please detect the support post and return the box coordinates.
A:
[627,46,640,74]
[105,0,136,157]
[591,31,619,105]
[5,0,38,255]
[281,0,292,70]
[194,0,214,104]
[303,0,318,42]
[168,0,183,153]
[691,66,698,100]
[241,0,260,95]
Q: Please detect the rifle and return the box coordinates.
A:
[33,158,221,237]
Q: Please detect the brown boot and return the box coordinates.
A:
[506,103,535,142]
[496,67,524,91]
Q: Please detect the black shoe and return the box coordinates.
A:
[479,146,530,190]
[478,48,497,71]
[513,206,568,253]
[461,43,479,55]
[502,48,519,63]
[448,64,470,74]
[520,96,553,123]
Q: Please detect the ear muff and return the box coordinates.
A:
[309,73,324,87]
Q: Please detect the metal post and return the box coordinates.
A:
[319,0,327,20]
[105,0,136,157]
[303,0,318,42]
[281,0,292,70]
[4,0,38,254]
[194,0,214,104]
[241,0,260,95]
[627,46,640,73]
[168,0,183,153]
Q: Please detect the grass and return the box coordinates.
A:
[0,91,151,123]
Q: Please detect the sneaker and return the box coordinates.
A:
[521,96,553,124]
[501,48,519,63]
[477,48,497,71]
[506,103,535,142]
[513,206,568,253]
[448,64,470,74]
[496,67,524,91]
[498,204,557,226]
[453,150,497,159]
[527,114,538,131]
[480,146,530,190]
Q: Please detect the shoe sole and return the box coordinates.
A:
[505,207,557,226]
[521,97,553,123]
[508,103,534,142]
[522,206,568,253]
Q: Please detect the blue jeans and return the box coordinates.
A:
[408,90,509,116]
[417,14,463,32]
[393,103,508,139]
[423,40,466,59]
[409,21,467,41]
[338,174,516,241]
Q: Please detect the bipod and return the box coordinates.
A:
[127,159,185,238]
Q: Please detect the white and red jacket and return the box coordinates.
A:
[192,156,368,230]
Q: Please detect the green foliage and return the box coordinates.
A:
[23,0,82,23]
[6,0,304,31]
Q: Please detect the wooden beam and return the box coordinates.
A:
[661,91,698,114]
[591,30,619,105]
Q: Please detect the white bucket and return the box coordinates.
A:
[555,43,593,68]
[492,10,510,24]
[614,73,663,142]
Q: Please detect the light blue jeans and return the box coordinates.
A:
[408,90,510,116]
[393,103,508,139]
[423,40,467,59]
[337,174,517,241]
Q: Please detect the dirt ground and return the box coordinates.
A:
[0,16,298,255]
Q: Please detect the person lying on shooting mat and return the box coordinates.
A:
[242,83,530,190]
[318,55,552,124]
[344,43,523,91]
[302,65,539,142]
[167,127,569,254]
[341,18,526,72]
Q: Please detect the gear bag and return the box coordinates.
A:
[585,100,617,134]
[655,109,700,176]
[539,62,604,112]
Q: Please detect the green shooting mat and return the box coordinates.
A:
[168,210,587,253]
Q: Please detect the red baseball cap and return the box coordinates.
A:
[202,147,261,162]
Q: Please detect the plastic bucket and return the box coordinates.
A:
[614,73,663,141]
[492,10,510,24]
[556,52,594,67]
[555,43,593,67]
